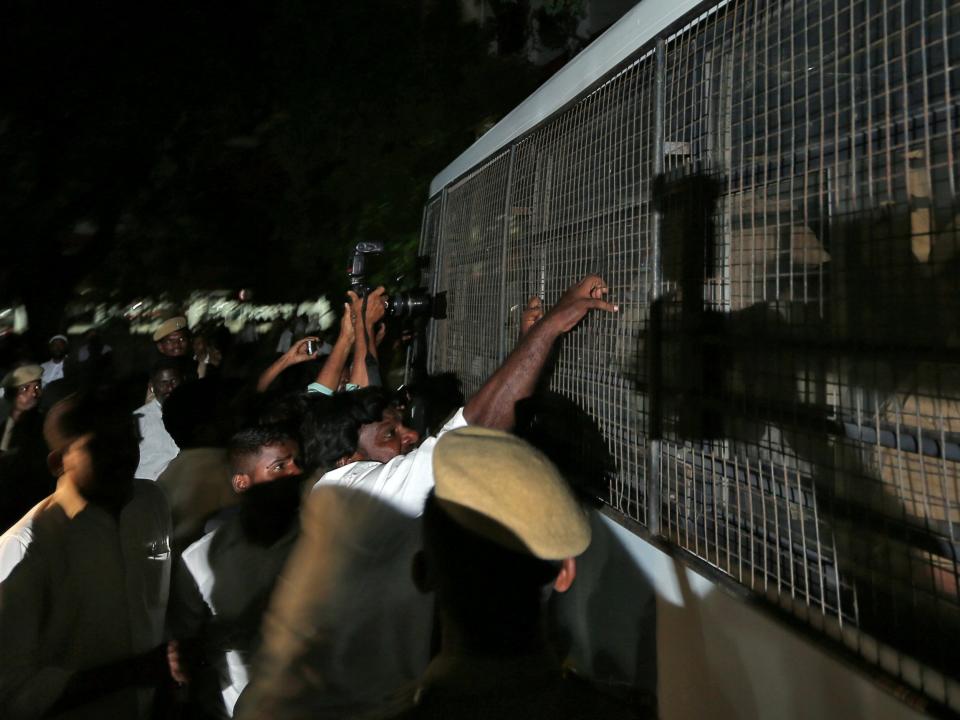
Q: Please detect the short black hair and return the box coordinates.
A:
[258,391,310,436]
[150,356,185,381]
[48,387,136,450]
[162,379,228,448]
[514,392,612,507]
[228,425,295,475]
[299,387,389,475]
[46,386,141,506]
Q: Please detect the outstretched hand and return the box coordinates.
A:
[257,335,319,392]
[520,296,544,337]
[365,286,388,327]
[464,274,618,431]
[542,274,618,333]
[338,301,356,345]
[283,336,319,365]
[347,287,388,332]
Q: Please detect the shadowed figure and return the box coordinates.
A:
[630,170,960,674]
[515,392,657,712]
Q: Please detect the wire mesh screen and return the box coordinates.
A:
[418,195,444,298]
[501,54,659,525]
[421,0,960,708]
[428,151,512,391]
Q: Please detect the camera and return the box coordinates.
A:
[348,241,446,320]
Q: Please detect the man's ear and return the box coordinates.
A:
[232,472,251,493]
[553,557,577,593]
[411,550,435,594]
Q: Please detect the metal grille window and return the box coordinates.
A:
[428,151,512,391]
[419,0,960,710]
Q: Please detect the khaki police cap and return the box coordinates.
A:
[153,316,188,342]
[432,426,591,560]
[2,364,43,388]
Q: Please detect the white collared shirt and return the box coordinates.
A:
[237,408,468,719]
[40,358,65,386]
[134,399,179,481]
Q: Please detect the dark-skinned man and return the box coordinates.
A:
[0,365,51,531]
[154,316,220,386]
[389,427,639,719]
[134,359,182,480]
[40,335,69,386]
[154,317,190,360]
[0,389,175,718]
[236,275,617,719]
[172,426,306,718]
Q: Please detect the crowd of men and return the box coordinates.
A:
[0,277,652,719]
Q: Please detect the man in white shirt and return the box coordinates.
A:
[134,359,182,480]
[40,334,69,386]
[236,275,618,719]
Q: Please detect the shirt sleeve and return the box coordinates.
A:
[166,538,214,641]
[306,382,360,395]
[0,532,28,584]
[315,407,468,518]
[0,542,74,719]
[237,409,470,718]
[0,503,42,584]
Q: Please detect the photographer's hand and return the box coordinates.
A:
[340,300,356,346]
[364,286,387,328]
[256,337,318,393]
[350,286,386,388]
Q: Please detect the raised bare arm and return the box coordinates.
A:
[256,337,319,393]
[349,287,386,388]
[464,275,617,430]
[314,303,355,391]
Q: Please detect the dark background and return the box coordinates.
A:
[0,0,623,343]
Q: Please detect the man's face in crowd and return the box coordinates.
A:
[152,369,182,405]
[61,429,139,500]
[49,339,68,361]
[357,408,420,464]
[157,330,189,357]
[245,440,302,487]
[13,380,41,414]
[62,432,96,493]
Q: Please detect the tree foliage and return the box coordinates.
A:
[0,0,551,336]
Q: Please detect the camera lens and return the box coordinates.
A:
[386,292,432,319]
